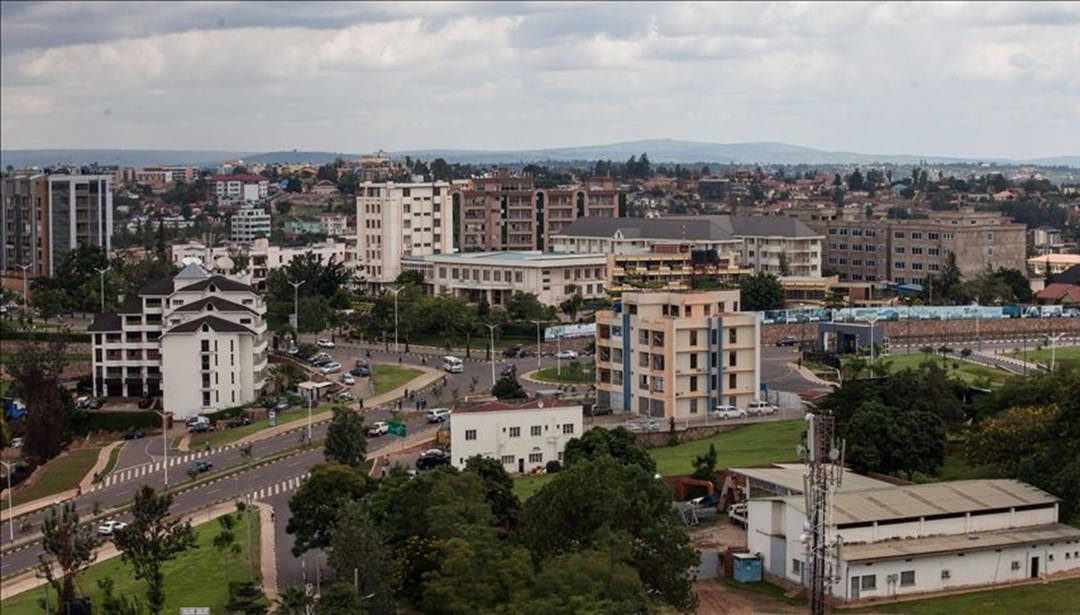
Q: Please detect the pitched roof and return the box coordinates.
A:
[1052,264,1080,286]
[174,261,209,280]
[172,296,255,314]
[88,313,122,332]
[166,315,254,334]
[116,294,144,314]
[842,523,1080,562]
[140,278,175,296]
[720,215,820,238]
[175,275,254,293]
[1035,283,1080,303]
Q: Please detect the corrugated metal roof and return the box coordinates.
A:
[842,524,1080,562]
[730,464,893,494]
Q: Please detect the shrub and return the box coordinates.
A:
[75,411,160,435]
[545,460,562,474]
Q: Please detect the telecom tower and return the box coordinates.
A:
[801,412,844,615]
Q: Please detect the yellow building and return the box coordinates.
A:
[594,290,761,419]
[607,245,753,295]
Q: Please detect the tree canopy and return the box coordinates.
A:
[739,272,785,312]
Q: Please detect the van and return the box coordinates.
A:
[747,400,777,416]
[442,356,463,373]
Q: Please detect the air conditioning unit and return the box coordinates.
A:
[941,570,951,580]
[1011,561,1021,570]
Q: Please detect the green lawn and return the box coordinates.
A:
[883,353,1014,387]
[371,365,423,395]
[11,447,100,507]
[188,405,334,449]
[649,420,805,477]
[531,365,594,384]
[100,445,122,478]
[513,473,557,501]
[1,509,262,613]
[851,578,1080,614]
[1006,346,1080,370]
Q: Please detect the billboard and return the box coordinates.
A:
[544,323,596,341]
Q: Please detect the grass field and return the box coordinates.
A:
[0,509,262,613]
[188,404,333,449]
[883,353,1014,387]
[531,365,594,384]
[1006,346,1080,370]
[371,364,422,395]
[11,447,100,507]
[851,578,1080,614]
[649,420,805,477]
[100,445,122,478]
[512,473,557,501]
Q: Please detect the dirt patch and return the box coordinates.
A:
[695,579,804,615]
[689,518,747,551]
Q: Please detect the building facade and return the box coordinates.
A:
[171,238,351,291]
[594,290,761,418]
[209,174,269,204]
[229,206,272,243]
[401,250,607,306]
[606,244,752,296]
[315,212,348,236]
[1,173,114,276]
[89,263,267,418]
[449,399,583,474]
[356,181,454,285]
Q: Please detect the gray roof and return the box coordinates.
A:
[173,296,255,314]
[729,463,893,494]
[116,295,144,315]
[556,215,818,240]
[88,313,121,332]
[174,261,209,280]
[716,215,820,238]
[175,275,254,293]
[166,315,254,334]
[842,524,1080,562]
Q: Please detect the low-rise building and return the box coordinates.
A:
[401,250,607,306]
[315,213,348,237]
[229,206,271,243]
[594,290,761,418]
[1028,254,1080,278]
[449,398,582,474]
[606,244,752,295]
[171,238,349,291]
[208,174,269,204]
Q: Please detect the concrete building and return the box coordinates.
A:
[171,238,350,291]
[356,181,454,286]
[553,216,822,277]
[229,206,272,243]
[88,263,267,418]
[315,212,348,237]
[401,250,607,306]
[594,290,761,418]
[1028,254,1080,278]
[449,398,582,474]
[794,207,1027,284]
[606,244,752,295]
[208,174,269,204]
[747,479,1080,603]
[451,172,626,252]
[1,172,114,276]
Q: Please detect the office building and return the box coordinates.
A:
[606,244,753,296]
[208,174,269,204]
[229,206,272,243]
[450,399,582,474]
[356,181,454,286]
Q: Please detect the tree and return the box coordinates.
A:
[113,485,198,615]
[314,583,366,615]
[213,511,242,582]
[463,455,522,532]
[841,401,946,476]
[97,577,143,614]
[691,443,719,480]
[327,501,395,613]
[847,168,865,191]
[38,501,98,609]
[287,462,369,555]
[505,291,550,322]
[778,251,792,277]
[224,580,269,615]
[274,585,314,615]
[395,269,426,287]
[560,284,585,321]
[563,426,657,474]
[324,406,368,468]
[491,374,527,401]
[6,337,76,464]
[739,272,785,312]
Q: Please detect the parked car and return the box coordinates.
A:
[502,346,528,358]
[711,405,747,420]
[316,339,335,348]
[500,364,517,376]
[88,397,106,409]
[415,449,451,471]
[776,336,799,347]
[586,404,613,417]
[310,352,333,365]
[335,391,355,402]
[275,398,292,411]
[746,400,778,416]
[320,362,342,375]
[97,520,128,536]
[10,437,24,449]
[121,429,144,440]
[226,416,252,428]
[425,408,452,423]
[355,358,370,368]
[312,356,334,367]
[554,349,578,359]
[190,459,213,474]
[341,373,355,385]
[368,421,389,437]
[188,422,214,433]
[350,366,370,377]
[75,396,92,409]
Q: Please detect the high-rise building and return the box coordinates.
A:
[356,181,454,285]
[229,206,272,243]
[1,172,114,276]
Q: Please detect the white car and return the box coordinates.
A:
[426,408,452,423]
[340,373,355,385]
[320,362,342,374]
[712,405,747,420]
[368,421,389,437]
[316,339,335,348]
[746,400,778,416]
[554,350,578,360]
[97,520,128,536]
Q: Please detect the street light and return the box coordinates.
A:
[1047,332,1064,371]
[484,323,497,387]
[17,263,31,313]
[154,410,169,490]
[0,460,13,543]
[556,333,564,376]
[862,314,881,378]
[972,301,982,353]
[388,286,403,355]
[95,266,111,314]
[531,320,545,371]
[306,391,315,444]
[288,280,305,332]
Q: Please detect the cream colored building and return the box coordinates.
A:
[449,399,583,474]
[356,181,454,286]
[606,244,752,295]
[594,290,761,418]
[171,238,351,291]
[1028,254,1080,277]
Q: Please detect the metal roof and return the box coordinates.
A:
[842,524,1080,562]
[172,296,255,314]
[730,463,893,495]
[165,315,254,334]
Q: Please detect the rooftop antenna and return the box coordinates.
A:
[800,412,844,614]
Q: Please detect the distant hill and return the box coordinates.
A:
[4,140,1076,169]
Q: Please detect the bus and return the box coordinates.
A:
[442,356,464,373]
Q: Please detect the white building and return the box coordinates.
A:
[171,238,350,290]
[229,206,272,243]
[449,399,583,475]
[89,263,267,418]
[209,174,269,204]
[356,181,453,286]
[401,250,608,306]
[315,213,348,237]
[747,479,1080,603]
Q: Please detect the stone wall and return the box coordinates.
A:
[761,318,1080,346]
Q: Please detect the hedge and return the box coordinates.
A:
[74,410,161,434]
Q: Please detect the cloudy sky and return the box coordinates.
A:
[2,1,1078,159]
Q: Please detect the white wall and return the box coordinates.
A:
[450,406,582,474]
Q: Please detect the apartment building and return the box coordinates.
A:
[452,172,626,252]
[356,181,454,286]
[88,263,267,418]
[229,206,272,243]
[1,172,114,276]
[171,238,350,291]
[401,250,607,306]
[315,212,348,236]
[795,207,1027,284]
[450,399,582,474]
[553,216,822,277]
[208,174,269,204]
[594,290,761,419]
[606,244,753,295]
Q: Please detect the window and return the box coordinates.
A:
[651,377,664,392]
[895,261,906,269]
[509,427,521,438]
[861,575,876,590]
[689,376,698,392]
[792,559,802,574]
[562,423,575,435]
[528,452,543,464]
[928,232,939,240]
[728,373,737,389]
[911,232,922,240]
[690,354,698,369]
[500,455,514,465]
[729,328,737,344]
[893,231,905,239]
[531,425,542,436]
[689,399,698,414]
[901,570,915,586]
[465,429,477,441]
[729,351,737,367]
[894,246,905,254]
[689,330,697,346]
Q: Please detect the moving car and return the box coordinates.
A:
[320,362,342,374]
[502,346,528,358]
[776,336,799,347]
[425,408,452,423]
[316,339,336,348]
[368,421,389,437]
[442,356,464,373]
[711,405,747,420]
[341,373,356,385]
[746,400,778,416]
[190,459,213,474]
[350,366,370,377]
[500,364,517,376]
[97,520,128,536]
[121,429,144,440]
[415,449,451,471]
[554,349,578,359]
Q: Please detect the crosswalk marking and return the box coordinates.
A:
[247,473,309,502]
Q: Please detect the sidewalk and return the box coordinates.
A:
[0,441,120,524]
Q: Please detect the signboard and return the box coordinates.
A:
[268,410,277,427]
[388,420,406,438]
[544,323,596,341]
[180,608,211,615]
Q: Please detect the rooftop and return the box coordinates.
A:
[729,463,894,495]
[166,315,254,335]
[1028,254,1080,264]
[411,251,606,264]
[556,215,820,241]
[456,398,581,414]
[842,524,1080,562]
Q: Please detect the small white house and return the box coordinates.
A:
[449,399,583,474]
[747,479,1080,603]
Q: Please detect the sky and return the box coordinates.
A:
[1,1,1078,159]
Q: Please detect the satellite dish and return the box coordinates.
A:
[181,256,203,266]
[829,447,841,461]
[215,255,235,271]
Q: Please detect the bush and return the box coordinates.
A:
[205,406,250,422]
[75,411,160,435]
[545,460,562,474]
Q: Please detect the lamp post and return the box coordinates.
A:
[1047,332,1064,371]
[0,460,13,543]
[17,263,31,313]
[557,333,564,376]
[154,410,169,490]
[388,287,403,354]
[484,323,497,387]
[862,315,881,378]
[531,320,544,371]
[95,266,111,314]
[306,391,314,445]
[972,300,982,353]
[288,280,305,332]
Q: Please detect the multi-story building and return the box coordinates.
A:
[356,181,454,286]
[1028,254,1080,278]
[314,213,348,236]
[553,216,822,277]
[208,174,269,204]
[594,290,761,419]
[606,244,752,295]
[449,399,582,474]
[401,250,607,306]
[171,238,350,291]
[229,206,272,243]
[795,207,1027,284]
[1,172,114,276]
[451,172,625,253]
[88,263,267,418]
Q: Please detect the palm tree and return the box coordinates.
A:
[269,363,303,396]
[274,584,313,614]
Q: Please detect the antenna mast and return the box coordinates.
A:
[805,412,843,614]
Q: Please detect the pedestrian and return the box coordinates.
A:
[398,356,403,365]
[359,397,364,410]
[404,388,409,399]
[397,399,403,412]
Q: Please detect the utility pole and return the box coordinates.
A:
[154,411,169,490]
[388,286,403,354]
[1047,332,1064,371]
[17,264,31,313]
[288,280,305,332]
[95,266,111,314]
[862,315,880,378]
[531,320,544,371]
[485,323,497,387]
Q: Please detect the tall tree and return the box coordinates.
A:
[463,455,522,532]
[563,426,657,473]
[491,374,527,401]
[6,337,75,463]
[113,486,198,615]
[287,463,369,555]
[324,406,368,468]
[327,501,395,613]
[739,271,785,312]
[38,501,98,609]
